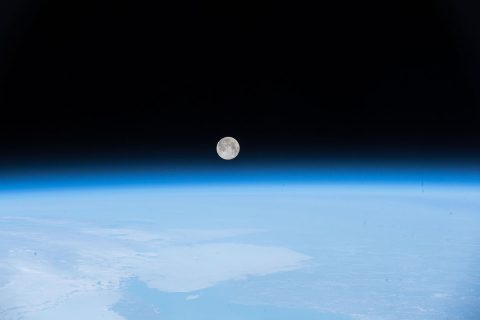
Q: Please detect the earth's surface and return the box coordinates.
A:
[1,177,479,320]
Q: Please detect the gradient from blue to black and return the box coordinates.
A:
[0,0,479,169]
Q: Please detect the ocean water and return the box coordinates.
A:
[113,277,350,320]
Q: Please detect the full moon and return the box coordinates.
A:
[216,137,240,160]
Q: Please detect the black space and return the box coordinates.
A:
[0,0,479,166]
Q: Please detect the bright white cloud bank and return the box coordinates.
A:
[0,217,310,320]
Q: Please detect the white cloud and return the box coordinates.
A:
[186,294,200,301]
[131,243,310,292]
[0,218,310,320]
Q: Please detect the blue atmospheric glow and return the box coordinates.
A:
[0,167,479,320]
[0,164,479,192]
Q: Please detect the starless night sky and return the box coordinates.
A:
[0,0,479,169]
